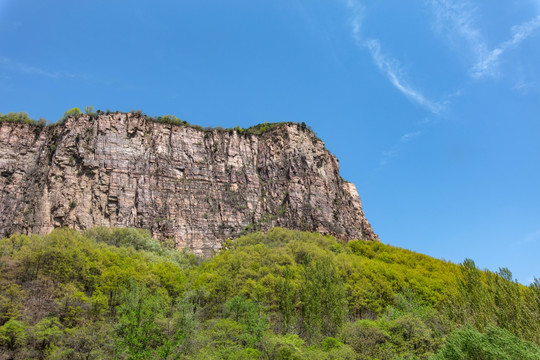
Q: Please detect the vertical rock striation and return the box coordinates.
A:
[0,113,377,255]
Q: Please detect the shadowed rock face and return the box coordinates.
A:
[0,113,377,255]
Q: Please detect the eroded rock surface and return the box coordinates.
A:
[0,113,377,255]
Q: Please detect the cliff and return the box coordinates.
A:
[0,113,377,255]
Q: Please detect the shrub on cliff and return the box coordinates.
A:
[0,112,46,126]
[60,107,82,121]
[154,114,189,126]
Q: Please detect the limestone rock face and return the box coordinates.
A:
[0,113,377,255]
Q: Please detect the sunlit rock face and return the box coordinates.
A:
[0,113,377,255]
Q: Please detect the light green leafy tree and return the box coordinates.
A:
[84,105,95,116]
[115,279,168,359]
[0,319,27,350]
[60,107,82,122]
[432,325,540,360]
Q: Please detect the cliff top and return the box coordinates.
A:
[0,109,319,139]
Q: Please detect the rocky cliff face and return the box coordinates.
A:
[0,113,377,255]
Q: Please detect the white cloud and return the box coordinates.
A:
[428,0,540,79]
[0,56,59,78]
[345,0,442,114]
[363,40,443,114]
[429,0,487,62]
[471,15,540,79]
[513,80,534,93]
[523,228,540,244]
[0,56,84,79]
[380,130,423,166]
[400,131,423,143]
[512,228,540,247]
[345,0,364,41]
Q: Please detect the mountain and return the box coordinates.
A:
[1,112,539,359]
[0,112,377,255]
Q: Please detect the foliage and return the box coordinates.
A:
[1,109,319,139]
[0,319,27,350]
[61,107,82,121]
[84,105,95,117]
[0,227,538,359]
[443,259,540,344]
[432,325,540,360]
[298,256,346,341]
[0,112,46,126]
[153,114,189,127]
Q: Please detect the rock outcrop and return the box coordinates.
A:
[0,113,377,255]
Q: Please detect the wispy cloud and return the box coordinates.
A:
[511,228,540,247]
[522,228,540,244]
[379,130,423,167]
[345,0,364,42]
[345,1,442,114]
[514,81,534,90]
[0,56,85,79]
[429,0,487,63]
[513,80,535,93]
[428,1,540,79]
[364,40,443,114]
[471,15,540,78]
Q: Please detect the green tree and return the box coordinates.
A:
[0,284,25,325]
[61,107,82,121]
[340,320,394,360]
[84,105,95,116]
[225,296,267,347]
[451,258,494,330]
[0,319,27,350]
[432,325,540,360]
[492,268,522,335]
[115,279,168,359]
[278,266,296,333]
[521,278,540,344]
[55,283,89,327]
[90,289,108,320]
[33,317,64,356]
[0,111,36,124]
[299,257,346,342]
[46,323,115,360]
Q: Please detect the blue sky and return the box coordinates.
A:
[1,0,539,284]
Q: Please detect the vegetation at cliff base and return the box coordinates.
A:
[0,227,539,359]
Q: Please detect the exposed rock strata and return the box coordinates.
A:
[0,113,377,255]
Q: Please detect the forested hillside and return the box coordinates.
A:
[0,227,539,359]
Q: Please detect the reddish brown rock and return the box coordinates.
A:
[0,113,378,255]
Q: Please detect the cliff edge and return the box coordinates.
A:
[0,113,377,255]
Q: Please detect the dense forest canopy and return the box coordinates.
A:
[0,227,539,359]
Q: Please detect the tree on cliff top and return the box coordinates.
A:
[61,107,82,121]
